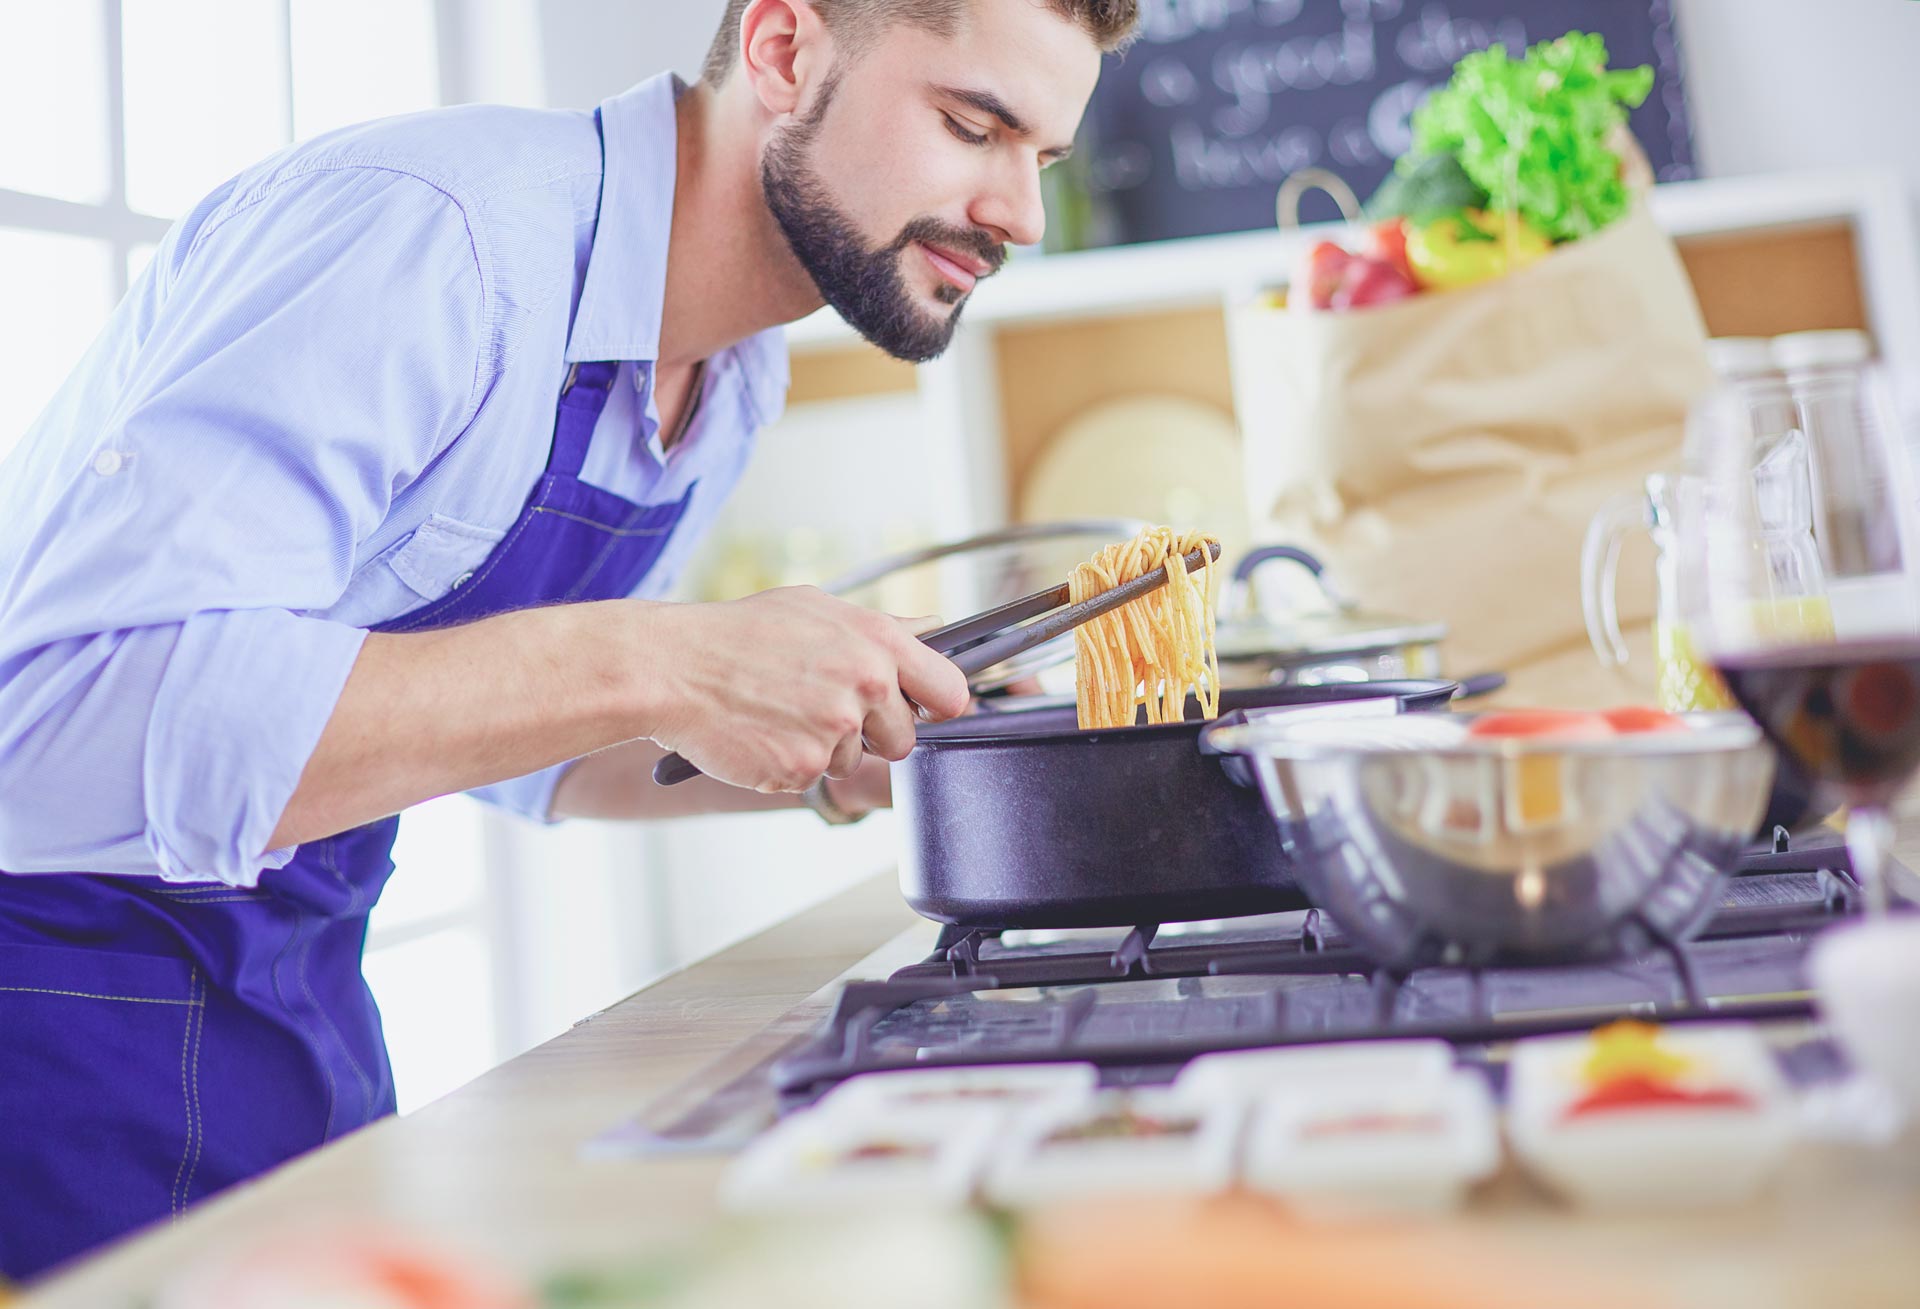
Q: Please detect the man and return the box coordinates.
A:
[0,0,1138,1279]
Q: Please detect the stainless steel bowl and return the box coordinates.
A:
[1201,711,1775,969]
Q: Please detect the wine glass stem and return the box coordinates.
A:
[1844,804,1895,917]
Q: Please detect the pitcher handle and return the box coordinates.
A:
[1581,493,1647,669]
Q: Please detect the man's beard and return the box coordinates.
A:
[760,82,1005,364]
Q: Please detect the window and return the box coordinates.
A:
[0,229,117,451]
[121,0,291,221]
[2,0,485,1115]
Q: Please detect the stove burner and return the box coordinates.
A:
[766,828,1906,1101]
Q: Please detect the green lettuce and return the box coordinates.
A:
[1406,31,1654,243]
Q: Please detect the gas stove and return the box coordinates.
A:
[606,828,1911,1156]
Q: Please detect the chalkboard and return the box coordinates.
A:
[1070,0,1696,246]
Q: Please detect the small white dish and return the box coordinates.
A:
[721,1106,997,1214]
[984,1089,1242,1207]
[1506,1024,1794,1210]
[1241,1067,1500,1216]
[813,1062,1098,1121]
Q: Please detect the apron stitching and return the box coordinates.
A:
[532,505,675,536]
[168,974,203,1217]
[269,894,338,1143]
[561,510,636,601]
[181,972,206,1211]
[149,887,262,897]
[561,490,692,602]
[145,895,262,904]
[311,839,375,1125]
[0,986,194,1005]
[169,977,190,1217]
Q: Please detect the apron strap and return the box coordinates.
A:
[548,360,620,478]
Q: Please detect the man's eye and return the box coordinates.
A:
[942,114,989,146]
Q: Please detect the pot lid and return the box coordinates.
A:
[1214,608,1447,662]
[1212,544,1446,663]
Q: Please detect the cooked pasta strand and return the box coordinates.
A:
[1069,527,1222,730]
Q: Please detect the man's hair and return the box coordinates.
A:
[701,0,1140,86]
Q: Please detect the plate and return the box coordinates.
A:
[1018,396,1248,550]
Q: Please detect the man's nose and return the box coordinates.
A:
[971,158,1047,251]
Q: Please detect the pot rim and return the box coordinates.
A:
[913,680,1462,747]
[1205,709,1764,763]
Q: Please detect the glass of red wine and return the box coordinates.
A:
[1684,364,1920,914]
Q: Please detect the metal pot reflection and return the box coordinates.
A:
[1204,712,1774,969]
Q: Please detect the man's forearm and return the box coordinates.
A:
[268,600,664,849]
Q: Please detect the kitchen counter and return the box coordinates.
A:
[20,845,1920,1307]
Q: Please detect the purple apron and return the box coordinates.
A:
[0,361,692,1279]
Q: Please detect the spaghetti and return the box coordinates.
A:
[1069,526,1222,730]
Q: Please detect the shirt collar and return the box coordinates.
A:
[567,72,789,427]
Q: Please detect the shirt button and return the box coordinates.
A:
[452,571,474,588]
[91,449,126,476]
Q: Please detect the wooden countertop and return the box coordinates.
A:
[21,853,1920,1308]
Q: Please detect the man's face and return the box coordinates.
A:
[760,0,1103,362]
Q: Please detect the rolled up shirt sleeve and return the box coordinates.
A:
[0,165,486,884]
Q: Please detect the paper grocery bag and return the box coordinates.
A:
[1229,203,1713,707]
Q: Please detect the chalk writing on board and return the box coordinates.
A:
[1074,0,1694,245]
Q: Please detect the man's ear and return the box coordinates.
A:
[739,0,831,119]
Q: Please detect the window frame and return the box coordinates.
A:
[1,0,513,1113]
[0,0,276,301]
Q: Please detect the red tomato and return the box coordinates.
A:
[1301,240,1356,310]
[1329,256,1419,310]
[1601,706,1687,734]
[1467,709,1616,740]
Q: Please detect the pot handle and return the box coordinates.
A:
[1231,544,1325,583]
[1453,671,1507,701]
[1227,545,1357,616]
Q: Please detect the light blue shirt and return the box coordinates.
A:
[0,73,787,886]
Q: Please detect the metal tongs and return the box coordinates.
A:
[652,541,1221,786]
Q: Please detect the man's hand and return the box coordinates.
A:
[645,587,969,792]
[269,589,966,849]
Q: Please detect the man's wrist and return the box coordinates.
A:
[607,599,676,740]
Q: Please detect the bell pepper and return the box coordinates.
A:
[1404,210,1550,291]
[1366,218,1415,283]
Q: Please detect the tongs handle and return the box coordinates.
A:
[947,543,1218,677]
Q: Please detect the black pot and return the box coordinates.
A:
[893,680,1461,929]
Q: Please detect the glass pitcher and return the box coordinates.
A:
[1583,442,1829,712]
